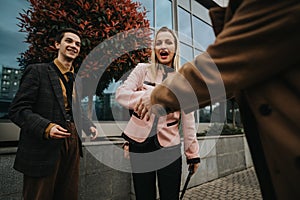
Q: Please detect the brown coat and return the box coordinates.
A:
[151,0,300,199]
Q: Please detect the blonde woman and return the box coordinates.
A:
[116,27,200,200]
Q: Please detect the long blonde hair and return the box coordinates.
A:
[149,27,180,82]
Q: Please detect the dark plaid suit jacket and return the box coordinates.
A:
[9,62,94,177]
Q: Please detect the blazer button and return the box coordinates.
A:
[259,104,272,116]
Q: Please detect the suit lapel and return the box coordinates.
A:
[48,65,67,119]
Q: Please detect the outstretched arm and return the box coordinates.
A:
[151,1,299,113]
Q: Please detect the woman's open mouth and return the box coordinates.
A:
[160,51,169,59]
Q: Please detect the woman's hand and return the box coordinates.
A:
[123,142,130,159]
[89,126,98,140]
[189,163,200,174]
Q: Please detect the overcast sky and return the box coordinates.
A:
[0,0,30,70]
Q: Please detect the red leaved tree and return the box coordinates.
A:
[18,0,151,96]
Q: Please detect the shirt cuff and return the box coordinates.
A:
[187,157,201,164]
[44,123,56,139]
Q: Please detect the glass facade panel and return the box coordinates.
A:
[156,0,173,29]
[178,7,192,45]
[192,16,215,50]
[194,48,203,57]
[199,106,212,122]
[191,0,211,24]
[178,0,190,11]
[179,42,193,65]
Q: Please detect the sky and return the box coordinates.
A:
[0,0,30,70]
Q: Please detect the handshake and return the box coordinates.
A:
[133,86,178,120]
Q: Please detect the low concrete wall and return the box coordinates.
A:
[0,134,253,200]
[183,134,253,190]
[0,144,131,200]
[79,141,131,200]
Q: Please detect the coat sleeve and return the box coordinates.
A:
[9,65,51,140]
[115,63,152,109]
[151,0,300,113]
[181,111,200,164]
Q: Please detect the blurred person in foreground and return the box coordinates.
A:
[137,1,300,200]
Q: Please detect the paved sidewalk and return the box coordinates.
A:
[182,167,262,200]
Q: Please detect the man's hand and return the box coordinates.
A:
[89,126,98,140]
[49,125,71,139]
[134,98,151,120]
[134,85,157,120]
[135,98,171,120]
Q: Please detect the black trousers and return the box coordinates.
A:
[129,136,182,200]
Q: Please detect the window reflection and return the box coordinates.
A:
[178,7,192,45]
[179,42,193,65]
[156,0,172,29]
[192,16,215,50]
[178,0,190,11]
[194,48,202,57]
[199,106,212,122]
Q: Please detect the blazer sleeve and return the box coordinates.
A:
[182,111,200,164]
[115,63,152,109]
[9,65,51,140]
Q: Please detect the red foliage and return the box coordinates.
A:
[18,0,151,95]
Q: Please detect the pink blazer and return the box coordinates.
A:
[115,63,199,160]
